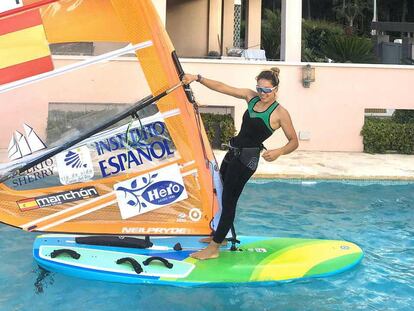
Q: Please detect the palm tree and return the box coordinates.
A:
[333,0,370,34]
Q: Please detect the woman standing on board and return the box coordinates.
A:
[182,67,299,260]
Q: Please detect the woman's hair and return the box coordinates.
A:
[256,67,280,87]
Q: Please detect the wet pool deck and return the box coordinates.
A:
[213,150,414,181]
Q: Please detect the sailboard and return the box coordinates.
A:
[0,0,363,286]
[33,235,363,286]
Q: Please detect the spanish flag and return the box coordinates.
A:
[0,9,53,85]
[17,197,40,212]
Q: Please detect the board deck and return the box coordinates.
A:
[33,235,363,287]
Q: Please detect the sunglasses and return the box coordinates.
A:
[256,86,276,94]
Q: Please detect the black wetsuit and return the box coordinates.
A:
[213,96,279,243]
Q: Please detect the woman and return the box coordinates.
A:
[182,67,299,260]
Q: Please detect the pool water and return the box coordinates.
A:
[0,180,413,311]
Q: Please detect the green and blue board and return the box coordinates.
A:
[33,235,363,286]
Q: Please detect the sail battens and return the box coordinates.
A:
[0,41,153,94]
[161,108,181,119]
[182,169,198,177]
[36,199,118,231]
[20,163,195,230]
[21,191,116,230]
[180,160,196,168]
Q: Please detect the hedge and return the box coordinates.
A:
[393,109,414,124]
[361,117,414,154]
[200,113,235,149]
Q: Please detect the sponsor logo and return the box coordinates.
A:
[94,121,167,155]
[56,146,94,185]
[11,159,55,188]
[121,227,188,235]
[95,121,175,178]
[177,212,187,223]
[114,164,187,219]
[64,150,88,168]
[141,181,185,205]
[16,186,99,211]
[189,208,202,222]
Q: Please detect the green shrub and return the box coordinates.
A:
[201,113,235,149]
[361,118,414,154]
[322,35,377,63]
[302,19,344,62]
[392,109,414,124]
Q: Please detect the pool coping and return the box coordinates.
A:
[213,150,414,182]
[252,174,414,181]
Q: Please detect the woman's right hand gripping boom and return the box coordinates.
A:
[182,74,256,102]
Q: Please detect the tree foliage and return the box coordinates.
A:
[261,9,281,60]
[322,35,377,63]
[333,0,371,28]
[302,19,344,62]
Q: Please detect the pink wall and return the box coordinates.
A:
[1,57,413,160]
[181,60,414,152]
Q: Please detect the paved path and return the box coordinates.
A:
[213,150,414,180]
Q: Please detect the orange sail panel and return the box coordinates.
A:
[0,9,53,85]
[0,0,218,236]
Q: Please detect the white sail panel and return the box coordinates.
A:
[14,131,31,156]
[23,123,46,152]
[7,136,22,160]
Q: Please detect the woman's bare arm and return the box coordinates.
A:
[182,74,256,101]
[262,107,299,162]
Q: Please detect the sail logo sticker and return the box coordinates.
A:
[141,181,185,205]
[56,146,94,185]
[94,121,175,178]
[114,164,188,219]
[16,187,99,211]
[11,158,55,188]
[64,150,88,168]
[8,124,47,161]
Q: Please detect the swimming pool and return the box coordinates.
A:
[0,180,413,310]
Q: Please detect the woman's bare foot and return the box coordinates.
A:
[190,242,220,260]
[199,236,228,245]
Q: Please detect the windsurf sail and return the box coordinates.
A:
[0,0,221,236]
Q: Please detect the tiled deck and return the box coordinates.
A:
[213,150,414,180]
